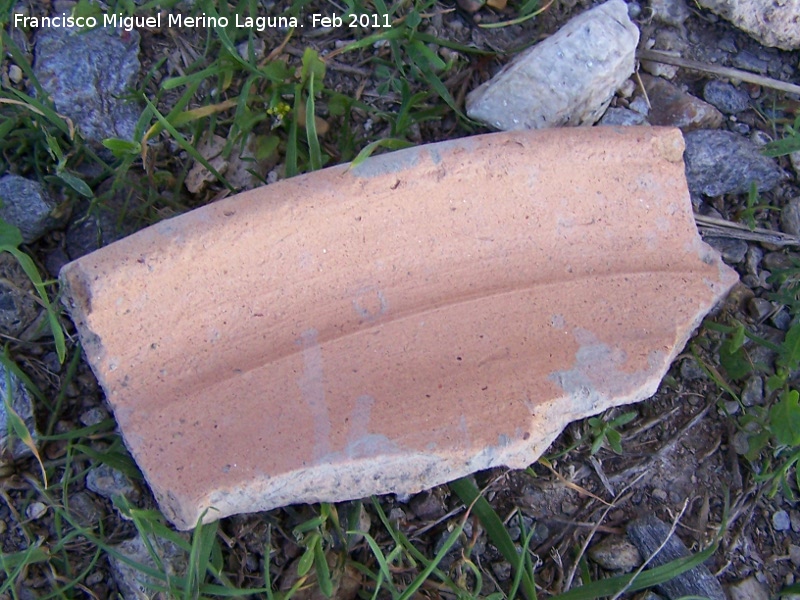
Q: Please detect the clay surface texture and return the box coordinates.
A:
[60,128,737,530]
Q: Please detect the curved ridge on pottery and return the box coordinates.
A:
[60,127,738,529]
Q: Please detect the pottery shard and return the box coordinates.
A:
[60,127,737,530]
[466,0,639,130]
[696,0,800,51]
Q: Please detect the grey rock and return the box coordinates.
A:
[717,35,738,54]
[741,376,763,406]
[599,107,648,126]
[748,297,773,321]
[588,536,642,571]
[703,80,750,114]
[771,308,791,331]
[773,509,791,531]
[762,252,796,271]
[728,576,770,600]
[641,75,723,131]
[80,406,110,427]
[26,501,47,520]
[86,463,139,502]
[723,399,740,415]
[0,253,40,338]
[791,509,800,532]
[650,0,690,26]
[704,237,747,264]
[791,544,800,567]
[696,0,800,50]
[466,0,638,130]
[108,532,187,600]
[33,27,141,145]
[0,175,57,243]
[629,96,650,116]
[0,364,37,460]
[409,490,446,520]
[491,561,512,581]
[67,491,102,528]
[680,358,708,381]
[781,198,800,236]
[684,130,784,197]
[732,50,770,73]
[627,514,726,600]
[745,246,762,276]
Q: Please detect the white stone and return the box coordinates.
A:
[697,0,800,50]
[466,0,639,130]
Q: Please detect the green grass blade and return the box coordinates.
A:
[285,84,302,178]
[349,138,415,170]
[397,520,464,600]
[450,477,538,600]
[142,95,234,192]
[306,73,322,171]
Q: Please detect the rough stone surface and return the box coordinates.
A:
[728,576,770,600]
[650,0,690,26]
[108,532,187,600]
[641,75,723,132]
[0,175,57,243]
[33,27,141,144]
[60,127,738,530]
[781,198,800,236]
[466,0,638,130]
[86,463,140,503]
[696,0,800,50]
[702,80,750,115]
[0,363,37,461]
[588,536,642,571]
[627,514,726,600]
[684,129,785,197]
[704,237,748,264]
[598,107,647,126]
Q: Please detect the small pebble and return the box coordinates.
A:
[703,80,750,114]
[781,198,800,236]
[705,237,748,264]
[26,501,47,521]
[748,297,773,321]
[790,510,800,532]
[773,509,791,531]
[745,246,763,276]
[491,561,512,581]
[762,252,795,271]
[733,50,769,74]
[652,488,668,502]
[8,64,22,84]
[80,407,110,427]
[732,431,750,455]
[790,545,800,568]
[770,308,790,331]
[741,376,763,407]
[723,400,740,415]
[680,358,708,381]
[588,536,642,571]
[729,576,770,600]
[629,96,650,116]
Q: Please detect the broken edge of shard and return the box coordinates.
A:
[60,127,738,529]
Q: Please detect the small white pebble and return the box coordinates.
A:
[8,64,22,84]
[26,501,47,521]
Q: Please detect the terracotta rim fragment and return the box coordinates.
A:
[60,127,738,529]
